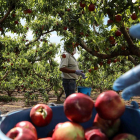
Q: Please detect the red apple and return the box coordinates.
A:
[88,3,95,11]
[82,11,84,14]
[54,122,63,130]
[112,133,138,140]
[114,59,118,63]
[115,15,122,22]
[38,138,53,140]
[27,9,32,13]
[6,127,37,140]
[64,93,94,123]
[99,62,103,66]
[80,32,84,35]
[121,46,125,50]
[63,26,67,30]
[115,30,122,37]
[15,121,37,138]
[131,13,137,20]
[107,19,113,25]
[15,20,19,24]
[95,90,125,120]
[110,39,116,45]
[12,13,16,17]
[62,54,66,58]
[52,121,85,140]
[85,128,108,140]
[93,113,121,138]
[107,59,111,64]
[88,69,92,73]
[94,67,98,70]
[80,1,86,8]
[109,36,115,41]
[0,27,3,31]
[23,10,28,14]
[30,104,53,127]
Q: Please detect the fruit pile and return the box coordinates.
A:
[6,90,138,140]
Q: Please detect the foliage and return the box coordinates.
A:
[0,0,140,101]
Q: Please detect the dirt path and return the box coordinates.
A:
[0,90,139,115]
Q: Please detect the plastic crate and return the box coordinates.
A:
[0,102,140,140]
[78,86,92,96]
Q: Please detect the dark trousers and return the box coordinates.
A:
[62,79,76,98]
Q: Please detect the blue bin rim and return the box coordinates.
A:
[78,86,92,89]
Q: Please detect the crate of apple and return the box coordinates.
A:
[0,90,139,140]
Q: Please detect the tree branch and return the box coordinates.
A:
[0,6,13,24]
[128,55,138,65]
[120,25,140,57]
[79,39,131,59]
[25,29,55,47]
[0,70,10,81]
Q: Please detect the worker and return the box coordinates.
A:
[113,23,140,100]
[59,46,86,98]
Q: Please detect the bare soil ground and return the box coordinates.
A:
[0,90,140,115]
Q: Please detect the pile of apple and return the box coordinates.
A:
[6,90,138,140]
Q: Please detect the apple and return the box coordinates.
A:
[0,27,3,31]
[6,127,37,140]
[110,39,115,45]
[115,15,122,22]
[85,128,108,140]
[94,67,98,70]
[115,30,122,37]
[99,62,103,66]
[121,46,125,50]
[64,93,94,123]
[23,10,28,14]
[93,113,121,138]
[15,20,19,24]
[95,90,125,120]
[88,69,92,73]
[38,138,53,140]
[106,48,109,51]
[109,36,114,41]
[107,19,113,25]
[63,26,67,30]
[107,59,111,64]
[88,3,95,11]
[15,121,37,138]
[131,13,137,20]
[54,122,63,130]
[27,9,32,13]
[80,32,84,35]
[30,104,53,127]
[80,1,86,8]
[112,133,138,140]
[52,121,85,140]
[114,59,117,63]
[12,13,16,17]
[62,54,66,58]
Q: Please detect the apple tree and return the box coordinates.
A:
[0,0,140,101]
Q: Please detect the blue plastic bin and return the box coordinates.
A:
[78,86,92,96]
[0,103,140,140]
